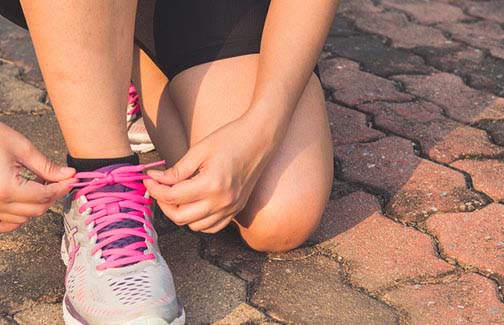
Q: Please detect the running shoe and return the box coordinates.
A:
[61,161,185,325]
[127,83,155,154]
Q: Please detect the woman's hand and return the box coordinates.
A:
[0,123,76,232]
[145,115,277,233]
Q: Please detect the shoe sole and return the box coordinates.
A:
[130,142,156,153]
[63,294,186,325]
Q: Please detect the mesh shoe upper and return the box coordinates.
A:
[61,161,182,324]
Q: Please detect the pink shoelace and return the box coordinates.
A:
[127,83,141,117]
[70,161,165,271]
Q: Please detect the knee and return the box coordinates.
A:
[236,203,323,253]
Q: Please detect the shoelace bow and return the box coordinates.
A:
[70,161,165,271]
[127,83,141,117]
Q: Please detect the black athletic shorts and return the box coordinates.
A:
[0,0,320,80]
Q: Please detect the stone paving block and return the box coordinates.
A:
[394,72,504,124]
[329,15,358,37]
[425,47,504,96]
[476,120,504,147]
[316,205,453,291]
[0,16,43,89]
[451,159,504,201]
[351,11,457,49]
[338,0,383,19]
[383,273,504,324]
[0,317,12,325]
[382,0,467,24]
[426,203,504,276]
[251,256,398,324]
[0,211,65,314]
[359,101,504,163]
[311,191,382,243]
[330,179,363,200]
[14,303,63,325]
[158,230,247,324]
[0,112,66,165]
[0,63,48,113]
[438,21,504,60]
[327,102,384,146]
[325,34,433,77]
[320,57,413,106]
[201,226,268,282]
[334,137,487,222]
[466,1,504,24]
[212,303,268,325]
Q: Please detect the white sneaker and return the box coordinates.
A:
[127,83,155,154]
[61,161,184,325]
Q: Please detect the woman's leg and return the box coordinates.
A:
[20,0,137,158]
[131,46,188,166]
[139,53,333,252]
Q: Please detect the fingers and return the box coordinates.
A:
[15,141,75,182]
[0,213,29,224]
[188,213,233,233]
[145,177,206,205]
[159,200,213,226]
[2,202,51,217]
[9,178,75,204]
[158,196,233,234]
[147,147,203,185]
[0,221,22,233]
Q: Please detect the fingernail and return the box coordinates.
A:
[60,167,75,175]
[148,170,163,178]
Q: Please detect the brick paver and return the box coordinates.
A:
[327,102,384,146]
[320,57,413,106]
[325,34,433,77]
[451,159,504,201]
[426,204,504,277]
[0,64,48,113]
[383,273,504,324]
[213,304,268,325]
[314,192,454,292]
[0,16,43,89]
[334,137,486,222]
[438,21,504,60]
[382,0,467,24]
[311,191,382,243]
[424,47,504,96]
[394,72,504,124]
[351,11,457,49]
[359,101,504,163]
[0,211,65,315]
[466,1,504,24]
[251,256,399,324]
[1,0,504,323]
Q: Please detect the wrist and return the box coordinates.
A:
[243,96,292,146]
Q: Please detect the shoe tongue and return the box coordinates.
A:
[92,163,146,256]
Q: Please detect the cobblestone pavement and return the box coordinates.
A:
[1,0,504,324]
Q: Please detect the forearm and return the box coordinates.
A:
[245,0,339,144]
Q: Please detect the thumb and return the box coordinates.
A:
[16,142,75,182]
[148,147,203,185]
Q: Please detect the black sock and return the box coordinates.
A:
[67,153,139,172]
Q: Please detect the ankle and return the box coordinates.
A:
[67,153,139,172]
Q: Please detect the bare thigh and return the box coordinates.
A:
[165,54,334,252]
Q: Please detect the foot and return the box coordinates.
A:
[61,162,185,325]
[127,83,155,154]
